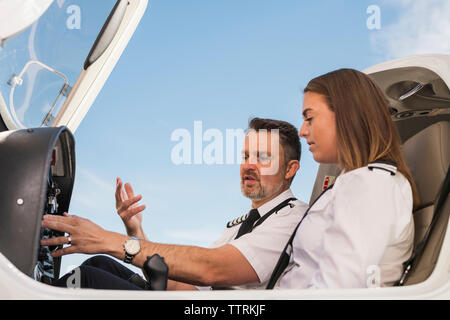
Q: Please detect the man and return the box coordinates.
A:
[41,118,308,290]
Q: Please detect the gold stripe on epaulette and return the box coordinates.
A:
[227,213,249,228]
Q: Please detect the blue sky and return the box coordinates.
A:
[56,0,450,274]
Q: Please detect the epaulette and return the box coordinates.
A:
[368,161,397,176]
[226,213,250,228]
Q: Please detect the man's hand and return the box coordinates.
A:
[40,213,126,259]
[41,214,260,287]
[115,177,147,239]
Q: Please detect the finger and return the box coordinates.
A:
[40,235,71,247]
[118,195,143,213]
[50,245,78,258]
[118,194,142,210]
[124,182,135,199]
[42,215,76,234]
[121,187,127,201]
[120,204,146,221]
[115,179,123,206]
[43,213,76,223]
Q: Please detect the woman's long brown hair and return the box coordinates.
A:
[304,68,419,208]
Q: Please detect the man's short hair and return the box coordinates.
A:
[248,117,301,167]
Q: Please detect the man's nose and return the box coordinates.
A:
[242,156,258,169]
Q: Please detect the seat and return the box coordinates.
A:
[308,163,341,206]
[400,120,450,285]
[308,120,450,285]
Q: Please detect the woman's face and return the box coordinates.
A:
[299,91,339,164]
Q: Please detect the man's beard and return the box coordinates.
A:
[241,175,284,201]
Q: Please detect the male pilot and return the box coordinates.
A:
[42,118,308,290]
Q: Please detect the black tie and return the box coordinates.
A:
[235,209,261,239]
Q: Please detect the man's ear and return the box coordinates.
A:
[284,160,300,180]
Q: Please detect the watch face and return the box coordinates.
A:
[125,239,140,255]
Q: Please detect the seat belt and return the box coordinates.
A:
[247,197,297,234]
[266,185,334,289]
[395,165,450,286]
[212,197,296,290]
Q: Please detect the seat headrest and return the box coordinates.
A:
[402,121,450,207]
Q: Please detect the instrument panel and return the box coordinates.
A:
[0,127,75,283]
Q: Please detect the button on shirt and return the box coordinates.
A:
[198,189,308,290]
[278,165,414,289]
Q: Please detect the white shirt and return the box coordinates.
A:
[278,163,415,289]
[197,189,308,290]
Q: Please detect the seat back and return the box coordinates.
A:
[401,121,450,285]
[309,163,341,205]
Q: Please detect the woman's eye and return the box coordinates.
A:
[305,117,313,123]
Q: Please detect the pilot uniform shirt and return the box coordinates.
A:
[197,189,308,290]
[278,163,415,289]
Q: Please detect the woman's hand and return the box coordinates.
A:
[115,177,147,239]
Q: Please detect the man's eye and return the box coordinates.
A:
[259,156,271,164]
[305,117,313,123]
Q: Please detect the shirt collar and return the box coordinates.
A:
[254,189,295,218]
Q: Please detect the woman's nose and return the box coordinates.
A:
[299,122,309,138]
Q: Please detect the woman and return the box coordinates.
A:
[271,68,418,289]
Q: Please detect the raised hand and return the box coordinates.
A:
[115,177,147,239]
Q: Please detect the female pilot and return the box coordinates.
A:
[270,68,419,289]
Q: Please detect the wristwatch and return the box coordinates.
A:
[123,237,141,264]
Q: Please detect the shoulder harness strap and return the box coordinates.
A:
[226,197,297,228]
[266,185,334,289]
